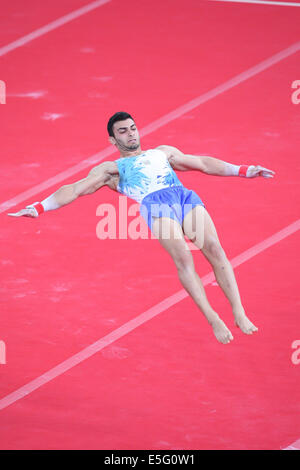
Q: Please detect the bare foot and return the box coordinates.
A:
[233,307,258,335]
[211,317,234,344]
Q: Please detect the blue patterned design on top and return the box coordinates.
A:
[115,149,183,203]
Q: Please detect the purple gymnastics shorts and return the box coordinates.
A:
[140,185,206,231]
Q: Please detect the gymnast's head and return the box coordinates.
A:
[107,111,141,153]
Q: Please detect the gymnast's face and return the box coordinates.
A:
[109,118,141,153]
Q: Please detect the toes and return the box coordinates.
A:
[244,328,253,335]
[221,338,229,344]
[221,333,234,344]
[248,325,258,334]
[235,319,258,334]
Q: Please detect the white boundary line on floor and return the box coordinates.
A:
[1,10,299,445]
[0,0,111,57]
[0,40,299,214]
[0,218,299,411]
[210,0,300,7]
[283,438,300,450]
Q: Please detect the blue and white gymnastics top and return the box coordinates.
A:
[115,148,183,203]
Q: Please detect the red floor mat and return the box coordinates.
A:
[1,0,299,450]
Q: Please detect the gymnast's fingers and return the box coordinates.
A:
[7,207,38,218]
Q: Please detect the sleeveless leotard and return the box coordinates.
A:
[115,148,183,204]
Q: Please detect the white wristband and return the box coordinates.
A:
[26,194,60,216]
[25,202,44,216]
[40,194,61,211]
[224,163,255,177]
[224,163,240,176]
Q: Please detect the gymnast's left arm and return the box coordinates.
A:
[157,145,276,179]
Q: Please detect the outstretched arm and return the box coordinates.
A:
[157,145,275,178]
[7,161,115,218]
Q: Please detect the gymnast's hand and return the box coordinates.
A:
[7,203,40,218]
[246,165,275,178]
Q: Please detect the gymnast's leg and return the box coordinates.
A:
[151,215,234,344]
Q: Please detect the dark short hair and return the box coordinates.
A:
[107,111,134,137]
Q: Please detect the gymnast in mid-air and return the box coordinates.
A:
[8,111,275,344]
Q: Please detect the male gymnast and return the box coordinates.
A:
[8,111,275,344]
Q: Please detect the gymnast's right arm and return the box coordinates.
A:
[7,161,115,218]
